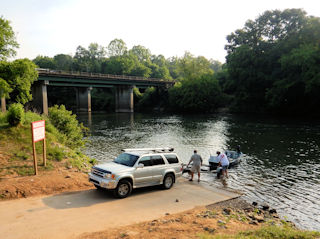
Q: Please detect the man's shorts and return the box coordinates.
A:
[222,165,228,171]
[191,165,201,173]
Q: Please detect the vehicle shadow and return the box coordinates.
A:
[42,185,165,209]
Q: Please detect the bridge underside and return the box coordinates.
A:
[28,72,173,114]
[31,82,139,114]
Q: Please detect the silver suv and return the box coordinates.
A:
[88,147,183,198]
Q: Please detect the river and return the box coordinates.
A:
[78,112,320,231]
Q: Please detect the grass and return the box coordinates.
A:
[198,225,320,239]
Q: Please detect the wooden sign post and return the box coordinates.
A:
[31,120,46,175]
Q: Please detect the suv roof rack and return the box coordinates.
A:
[122,147,174,153]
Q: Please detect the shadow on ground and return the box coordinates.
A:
[42,185,164,209]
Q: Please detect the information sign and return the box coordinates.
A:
[32,120,45,142]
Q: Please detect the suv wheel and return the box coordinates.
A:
[162,174,174,189]
[114,180,132,198]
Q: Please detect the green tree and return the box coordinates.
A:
[224,8,320,114]
[177,52,214,81]
[73,45,90,72]
[0,16,19,60]
[209,59,222,73]
[107,39,127,57]
[129,45,151,62]
[0,78,12,99]
[266,44,320,114]
[33,55,56,69]
[73,43,105,72]
[53,54,73,71]
[0,59,38,104]
[169,74,223,112]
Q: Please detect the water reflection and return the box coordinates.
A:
[77,112,320,231]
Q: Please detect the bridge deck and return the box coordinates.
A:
[37,69,174,88]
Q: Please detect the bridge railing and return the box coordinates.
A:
[37,68,174,84]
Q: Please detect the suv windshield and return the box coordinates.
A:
[114,153,139,167]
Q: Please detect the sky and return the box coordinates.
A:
[1,0,320,63]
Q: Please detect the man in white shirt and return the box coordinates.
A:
[216,151,229,178]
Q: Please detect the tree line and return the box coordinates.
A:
[1,8,320,116]
[32,40,224,112]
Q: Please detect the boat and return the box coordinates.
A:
[182,149,243,178]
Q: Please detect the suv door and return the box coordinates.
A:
[133,156,157,187]
[164,154,182,177]
[150,155,167,183]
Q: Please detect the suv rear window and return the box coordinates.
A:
[151,155,165,165]
[164,154,179,164]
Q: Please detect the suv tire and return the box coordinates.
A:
[114,180,132,198]
[162,174,174,189]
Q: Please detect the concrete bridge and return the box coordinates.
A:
[31,69,174,114]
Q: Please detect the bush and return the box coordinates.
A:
[48,105,86,149]
[7,103,24,126]
[24,111,43,124]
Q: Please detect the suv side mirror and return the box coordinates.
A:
[136,163,144,169]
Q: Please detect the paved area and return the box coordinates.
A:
[0,179,239,239]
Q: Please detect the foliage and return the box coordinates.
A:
[48,105,87,149]
[47,146,64,161]
[224,8,320,115]
[33,55,56,69]
[73,43,105,73]
[0,59,38,104]
[7,103,24,126]
[53,54,73,71]
[169,74,224,112]
[266,44,320,114]
[176,52,214,81]
[0,111,7,126]
[107,38,127,57]
[0,77,12,98]
[0,16,19,60]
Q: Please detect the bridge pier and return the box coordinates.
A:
[76,87,92,112]
[115,86,134,113]
[31,81,48,115]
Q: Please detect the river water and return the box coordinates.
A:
[78,112,320,231]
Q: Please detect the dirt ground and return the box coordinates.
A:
[78,197,282,239]
[0,145,94,200]
[0,167,94,200]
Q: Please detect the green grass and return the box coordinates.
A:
[198,225,320,239]
[47,146,65,161]
[15,165,35,176]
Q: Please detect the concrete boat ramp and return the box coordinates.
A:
[0,178,239,239]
